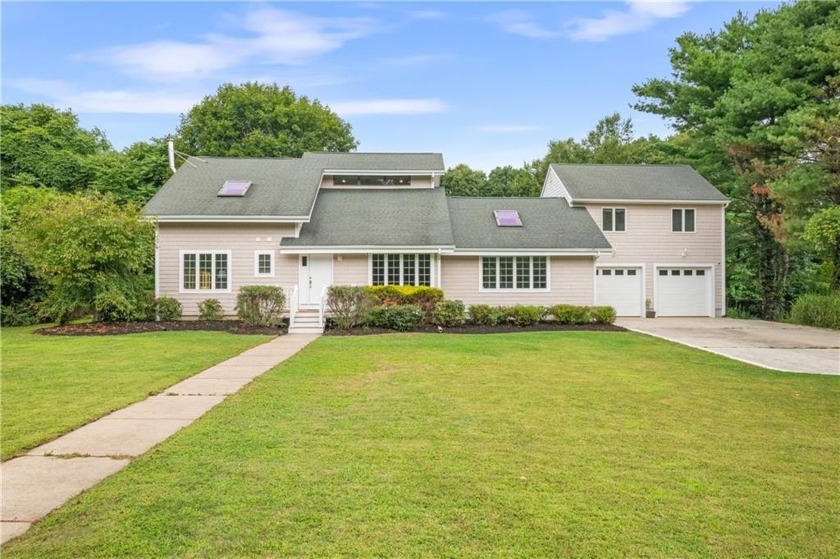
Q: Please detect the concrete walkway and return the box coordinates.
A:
[617,317,839,375]
[0,333,320,545]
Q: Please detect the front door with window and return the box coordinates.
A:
[299,255,332,306]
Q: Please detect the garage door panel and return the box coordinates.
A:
[656,268,712,316]
[596,267,642,317]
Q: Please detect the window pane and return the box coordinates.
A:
[183,254,196,289]
[258,253,271,275]
[696,269,705,276]
[482,257,497,289]
[499,257,514,289]
[672,209,682,232]
[685,209,695,232]
[533,257,547,289]
[418,254,431,286]
[387,254,400,285]
[684,269,693,276]
[671,270,680,276]
[659,269,668,276]
[603,269,612,276]
[616,269,625,276]
[602,208,613,231]
[516,257,530,289]
[403,254,416,286]
[627,269,636,276]
[215,254,228,289]
[615,209,626,231]
[199,254,213,289]
[372,254,384,286]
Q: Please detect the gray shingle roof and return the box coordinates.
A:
[281,188,455,248]
[303,152,445,171]
[550,164,728,202]
[447,197,611,250]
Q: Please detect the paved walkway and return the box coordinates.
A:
[0,333,320,545]
[617,317,839,375]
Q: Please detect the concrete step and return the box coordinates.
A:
[288,326,324,334]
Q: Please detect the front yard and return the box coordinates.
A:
[0,326,271,459]
[3,332,838,557]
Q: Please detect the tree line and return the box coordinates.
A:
[1,1,837,325]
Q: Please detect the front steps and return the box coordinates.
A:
[288,309,324,334]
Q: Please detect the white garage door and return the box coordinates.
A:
[656,268,713,316]
[595,267,642,316]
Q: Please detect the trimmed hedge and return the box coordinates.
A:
[507,305,547,326]
[590,306,617,325]
[790,293,840,330]
[327,286,373,330]
[235,285,285,327]
[198,299,224,321]
[366,286,444,322]
[155,296,183,321]
[468,304,507,326]
[365,304,424,331]
[434,299,466,327]
[552,304,591,325]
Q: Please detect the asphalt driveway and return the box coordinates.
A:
[617,317,840,375]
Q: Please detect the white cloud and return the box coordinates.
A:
[487,10,558,39]
[408,10,445,20]
[9,79,199,114]
[565,1,692,42]
[328,98,448,116]
[477,125,544,133]
[84,7,376,81]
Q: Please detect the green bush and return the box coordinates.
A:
[236,286,285,327]
[365,286,444,321]
[327,286,374,330]
[434,299,466,327]
[0,302,39,327]
[507,305,546,327]
[590,306,617,325]
[468,304,509,326]
[551,304,592,325]
[365,304,424,331]
[155,296,183,321]
[198,299,224,321]
[790,293,840,330]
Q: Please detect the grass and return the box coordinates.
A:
[0,326,271,459]
[4,332,839,558]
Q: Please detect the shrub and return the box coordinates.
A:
[552,304,591,325]
[468,304,509,326]
[365,286,444,321]
[198,299,224,321]
[508,305,546,327]
[327,286,373,330]
[0,302,39,327]
[590,306,617,325]
[434,299,466,327]
[236,285,285,327]
[365,304,424,331]
[155,296,183,321]
[790,293,840,330]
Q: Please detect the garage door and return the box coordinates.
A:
[595,267,642,316]
[656,268,712,316]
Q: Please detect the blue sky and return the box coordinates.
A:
[2,1,780,171]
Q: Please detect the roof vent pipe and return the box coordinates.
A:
[167,138,176,173]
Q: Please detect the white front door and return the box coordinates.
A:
[656,267,713,317]
[595,267,643,317]
[299,255,332,306]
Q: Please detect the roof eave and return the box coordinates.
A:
[569,198,729,206]
[279,245,456,254]
[145,215,311,223]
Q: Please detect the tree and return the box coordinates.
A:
[89,139,172,205]
[632,1,840,318]
[17,193,155,323]
[176,82,357,157]
[803,206,840,291]
[441,164,488,196]
[0,104,110,192]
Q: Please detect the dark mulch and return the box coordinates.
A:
[326,322,625,336]
[36,320,286,337]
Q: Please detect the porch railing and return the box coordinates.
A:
[285,285,299,324]
[318,285,328,329]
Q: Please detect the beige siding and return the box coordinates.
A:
[585,203,725,315]
[440,256,594,306]
[157,223,297,317]
[320,174,435,189]
[334,254,369,285]
[541,167,571,202]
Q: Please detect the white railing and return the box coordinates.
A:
[285,285,299,325]
[318,285,328,329]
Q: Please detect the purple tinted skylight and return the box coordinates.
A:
[218,180,252,197]
[494,210,522,227]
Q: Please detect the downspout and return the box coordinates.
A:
[154,220,160,320]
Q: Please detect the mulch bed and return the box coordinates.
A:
[326,323,625,336]
[36,321,286,336]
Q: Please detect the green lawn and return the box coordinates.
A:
[4,332,839,558]
[0,326,271,459]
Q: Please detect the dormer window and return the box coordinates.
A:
[217,180,251,197]
[494,210,522,227]
[334,176,411,186]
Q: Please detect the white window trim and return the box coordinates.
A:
[179,250,232,294]
[368,253,436,287]
[671,208,697,233]
[254,250,275,278]
[602,207,627,233]
[478,256,551,292]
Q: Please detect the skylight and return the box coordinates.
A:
[494,210,522,227]
[218,180,252,197]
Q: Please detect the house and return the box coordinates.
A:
[143,152,727,331]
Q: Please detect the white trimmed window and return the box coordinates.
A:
[181,251,230,291]
[602,208,626,232]
[254,251,274,277]
[371,254,432,286]
[481,256,547,290]
[672,208,696,232]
